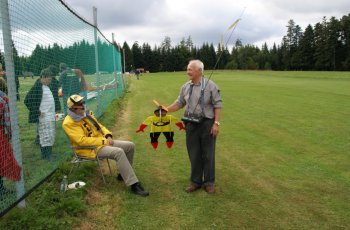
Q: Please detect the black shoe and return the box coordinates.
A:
[116,173,123,182]
[131,182,149,197]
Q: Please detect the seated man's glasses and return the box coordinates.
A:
[73,102,85,110]
[73,107,84,111]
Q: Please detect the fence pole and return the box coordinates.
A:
[93,6,101,117]
[112,33,118,98]
[0,0,26,208]
[121,48,126,90]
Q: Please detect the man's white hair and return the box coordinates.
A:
[189,60,204,74]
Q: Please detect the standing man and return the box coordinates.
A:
[62,95,149,197]
[59,63,87,115]
[166,60,222,194]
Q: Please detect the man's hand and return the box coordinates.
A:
[107,137,114,145]
[211,124,219,137]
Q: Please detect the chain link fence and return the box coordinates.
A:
[0,0,125,216]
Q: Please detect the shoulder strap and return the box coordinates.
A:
[85,114,101,131]
[199,77,206,112]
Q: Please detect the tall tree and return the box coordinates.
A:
[161,36,172,53]
[314,17,332,70]
[298,24,315,70]
[122,42,133,72]
[141,43,153,72]
[290,25,303,69]
[340,14,350,70]
[186,36,194,52]
[131,42,144,69]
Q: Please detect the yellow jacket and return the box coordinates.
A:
[62,112,112,158]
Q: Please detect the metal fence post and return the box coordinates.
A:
[0,0,26,208]
[112,33,118,98]
[93,6,101,117]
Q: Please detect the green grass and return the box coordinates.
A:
[1,71,350,229]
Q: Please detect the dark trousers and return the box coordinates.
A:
[185,118,216,186]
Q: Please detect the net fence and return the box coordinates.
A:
[0,0,125,216]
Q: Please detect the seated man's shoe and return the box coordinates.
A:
[204,185,215,194]
[131,182,149,197]
[185,183,201,193]
[116,173,123,182]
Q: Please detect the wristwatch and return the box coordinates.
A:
[214,121,220,126]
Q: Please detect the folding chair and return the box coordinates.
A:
[69,145,113,184]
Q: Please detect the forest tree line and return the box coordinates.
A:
[123,15,350,72]
[1,14,349,76]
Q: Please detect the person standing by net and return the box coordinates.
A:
[24,69,60,161]
[0,78,21,195]
[59,63,87,115]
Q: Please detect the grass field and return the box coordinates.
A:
[1,70,350,229]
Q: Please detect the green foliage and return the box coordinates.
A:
[225,60,238,69]
[120,15,350,72]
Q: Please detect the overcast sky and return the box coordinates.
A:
[64,0,350,48]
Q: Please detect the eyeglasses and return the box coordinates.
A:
[73,106,84,111]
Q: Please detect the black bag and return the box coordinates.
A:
[181,114,203,124]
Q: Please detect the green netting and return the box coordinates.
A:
[0,0,124,216]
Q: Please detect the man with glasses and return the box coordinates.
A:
[166,60,222,194]
[62,95,149,197]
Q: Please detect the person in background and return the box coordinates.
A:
[59,63,87,115]
[0,63,5,79]
[135,69,140,80]
[62,94,149,197]
[0,63,20,101]
[0,78,21,195]
[33,65,62,145]
[166,59,222,194]
[47,65,62,113]
[24,69,60,161]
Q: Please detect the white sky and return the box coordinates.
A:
[65,0,350,48]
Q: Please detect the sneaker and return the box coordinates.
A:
[131,182,149,197]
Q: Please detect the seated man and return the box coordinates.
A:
[62,94,149,197]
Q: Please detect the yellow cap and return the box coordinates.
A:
[67,94,84,109]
